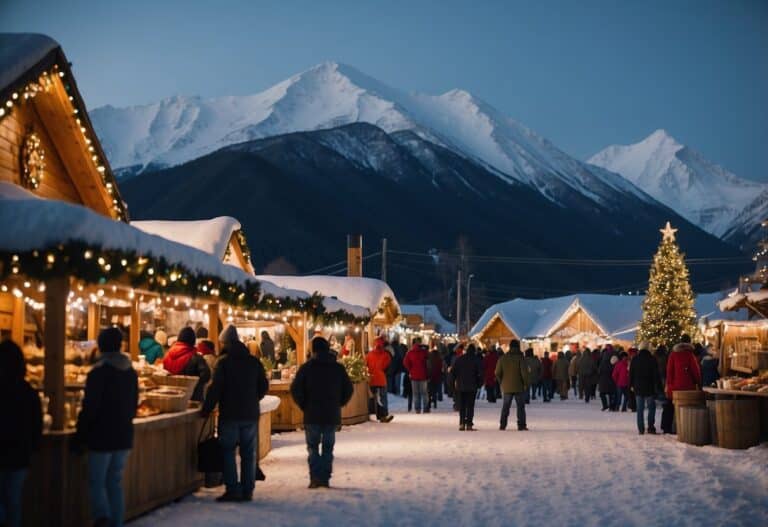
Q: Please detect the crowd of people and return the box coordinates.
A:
[0,324,717,526]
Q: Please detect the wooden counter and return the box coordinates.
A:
[269,381,370,431]
[23,409,208,527]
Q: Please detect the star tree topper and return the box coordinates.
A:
[660,221,678,242]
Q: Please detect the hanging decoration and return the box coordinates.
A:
[20,131,45,190]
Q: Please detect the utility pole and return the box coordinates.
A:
[456,268,462,337]
[466,274,475,335]
[381,238,387,282]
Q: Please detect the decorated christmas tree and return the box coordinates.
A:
[636,222,697,348]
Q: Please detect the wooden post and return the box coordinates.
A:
[44,277,68,431]
[87,303,99,341]
[11,293,24,345]
[208,303,220,352]
[347,235,362,277]
[129,298,140,360]
[367,323,375,352]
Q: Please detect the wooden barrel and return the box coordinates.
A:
[716,399,760,450]
[677,407,710,446]
[673,390,705,430]
[706,400,718,447]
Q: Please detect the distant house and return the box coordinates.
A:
[400,304,456,336]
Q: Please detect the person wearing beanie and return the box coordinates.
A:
[495,340,530,431]
[162,327,211,401]
[290,337,353,488]
[451,344,483,430]
[366,337,394,422]
[0,340,42,527]
[219,324,240,353]
[630,344,660,435]
[197,339,218,374]
[578,347,598,404]
[202,326,269,502]
[75,327,138,527]
[260,331,276,362]
[403,337,430,413]
[700,345,720,389]
[195,326,209,340]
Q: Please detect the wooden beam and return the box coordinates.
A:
[208,303,220,352]
[11,294,24,345]
[228,237,254,275]
[129,298,140,360]
[87,302,99,341]
[44,276,68,431]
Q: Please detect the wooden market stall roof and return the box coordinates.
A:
[0,33,128,221]
[470,292,743,343]
[256,274,401,324]
[718,288,768,319]
[133,217,254,274]
[400,304,456,334]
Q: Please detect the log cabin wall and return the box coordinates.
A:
[551,307,604,338]
[480,316,516,346]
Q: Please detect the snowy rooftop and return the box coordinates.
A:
[0,33,58,95]
[132,217,242,263]
[470,292,746,341]
[400,304,456,333]
[718,288,768,312]
[255,275,399,315]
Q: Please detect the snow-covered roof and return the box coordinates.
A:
[0,33,58,95]
[718,289,768,312]
[400,304,456,334]
[470,292,746,341]
[132,217,242,263]
[255,275,399,315]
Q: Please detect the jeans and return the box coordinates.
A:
[88,450,129,527]
[305,424,335,483]
[616,387,629,411]
[571,376,579,397]
[372,386,389,419]
[528,382,538,401]
[219,419,258,497]
[541,379,553,401]
[636,395,656,432]
[458,391,476,426]
[0,469,27,527]
[411,380,428,412]
[500,392,527,429]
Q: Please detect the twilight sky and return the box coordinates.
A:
[2,0,766,181]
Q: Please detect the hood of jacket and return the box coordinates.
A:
[673,343,695,354]
[163,341,196,374]
[94,351,133,371]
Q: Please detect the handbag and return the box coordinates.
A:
[197,415,223,473]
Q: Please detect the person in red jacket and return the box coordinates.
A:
[403,338,430,413]
[427,346,443,409]
[482,348,500,403]
[162,327,211,401]
[540,352,554,403]
[366,337,394,422]
[612,352,631,412]
[665,336,702,398]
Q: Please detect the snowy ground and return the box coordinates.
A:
[134,394,768,527]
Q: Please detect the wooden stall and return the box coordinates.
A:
[705,319,768,376]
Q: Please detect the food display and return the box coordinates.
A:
[136,402,161,418]
[717,372,768,392]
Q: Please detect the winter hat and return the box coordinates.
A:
[219,324,240,349]
[196,326,209,339]
[509,339,521,351]
[98,326,123,353]
[178,327,197,346]
[154,329,168,347]
[610,356,618,365]
[312,337,330,355]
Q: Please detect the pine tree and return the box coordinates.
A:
[636,222,697,349]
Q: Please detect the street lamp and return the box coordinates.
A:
[466,274,475,335]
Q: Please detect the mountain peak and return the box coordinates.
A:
[642,128,682,150]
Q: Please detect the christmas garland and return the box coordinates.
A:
[0,241,371,325]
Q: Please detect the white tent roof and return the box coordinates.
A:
[0,33,58,95]
[132,217,242,263]
[401,304,456,334]
[470,292,746,341]
[256,275,399,314]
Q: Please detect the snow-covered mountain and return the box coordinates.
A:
[589,130,766,238]
[91,62,656,210]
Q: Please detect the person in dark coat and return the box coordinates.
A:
[260,330,276,362]
[598,349,617,411]
[654,345,668,397]
[162,326,211,401]
[76,327,138,527]
[427,346,444,409]
[291,337,354,488]
[578,348,597,403]
[630,344,660,434]
[202,325,269,502]
[0,340,42,527]
[524,348,541,402]
[540,352,554,403]
[700,347,720,388]
[482,348,500,403]
[451,344,483,430]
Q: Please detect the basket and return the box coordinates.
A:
[152,374,198,401]
[144,388,188,413]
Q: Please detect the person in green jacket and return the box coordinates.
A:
[495,340,530,431]
[138,331,164,365]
